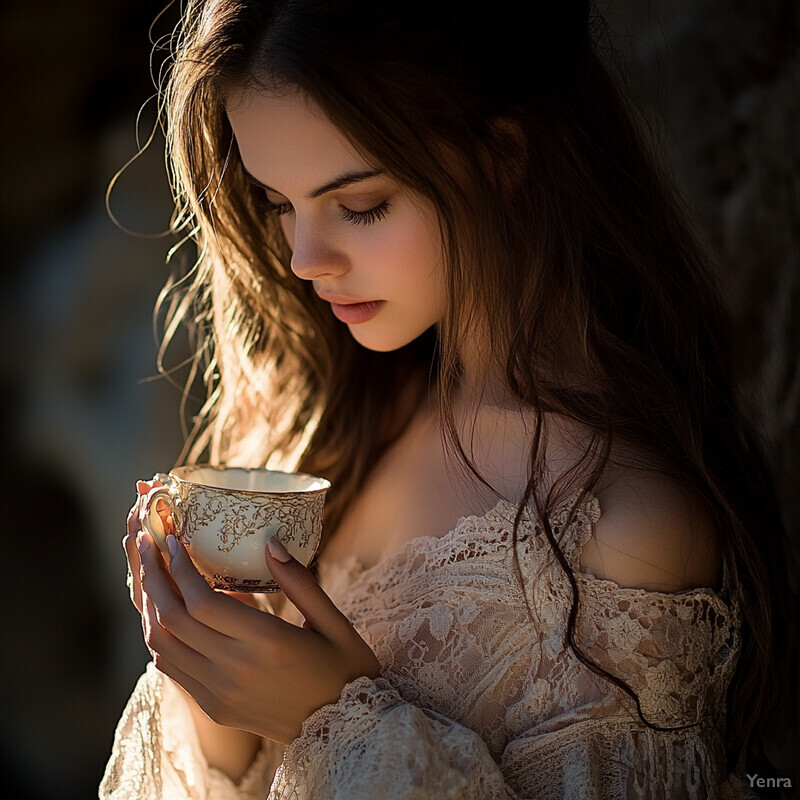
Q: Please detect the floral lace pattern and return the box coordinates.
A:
[100,490,753,800]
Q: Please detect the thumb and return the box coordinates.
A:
[266,536,352,639]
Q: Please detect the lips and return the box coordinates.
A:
[328,300,385,325]
[316,292,385,325]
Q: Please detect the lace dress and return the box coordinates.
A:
[99,490,755,799]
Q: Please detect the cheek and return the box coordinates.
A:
[383,207,444,288]
[404,224,445,298]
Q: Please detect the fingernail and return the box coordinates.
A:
[137,534,150,555]
[267,535,292,563]
[167,534,178,557]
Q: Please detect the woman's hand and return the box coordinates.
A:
[135,529,381,745]
[123,479,169,614]
[123,482,268,780]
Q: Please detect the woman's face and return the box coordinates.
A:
[226,88,446,352]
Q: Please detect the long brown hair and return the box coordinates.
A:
[155,0,788,768]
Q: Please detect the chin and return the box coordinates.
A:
[347,325,429,353]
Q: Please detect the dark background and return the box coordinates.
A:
[0,2,797,798]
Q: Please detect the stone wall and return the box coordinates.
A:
[0,1,796,797]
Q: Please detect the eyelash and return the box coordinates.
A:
[339,201,391,226]
[265,199,391,227]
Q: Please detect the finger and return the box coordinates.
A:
[126,500,143,537]
[265,536,353,641]
[141,586,221,692]
[162,534,266,639]
[145,651,222,725]
[127,479,164,537]
[139,533,237,653]
[221,590,272,612]
[123,533,143,612]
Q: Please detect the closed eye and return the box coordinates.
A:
[338,200,391,226]
[264,197,392,227]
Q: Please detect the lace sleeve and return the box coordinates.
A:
[269,672,757,800]
[99,662,283,800]
[270,674,514,800]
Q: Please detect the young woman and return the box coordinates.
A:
[100,1,787,797]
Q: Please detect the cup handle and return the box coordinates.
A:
[140,483,180,556]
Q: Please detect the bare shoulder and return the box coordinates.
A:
[580,459,722,592]
[471,408,722,593]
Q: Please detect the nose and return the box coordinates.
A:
[285,216,348,282]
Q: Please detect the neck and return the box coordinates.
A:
[456,324,519,410]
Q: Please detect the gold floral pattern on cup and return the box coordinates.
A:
[140,465,330,592]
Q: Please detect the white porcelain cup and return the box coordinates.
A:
[139,465,330,592]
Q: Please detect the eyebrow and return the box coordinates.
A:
[242,166,385,199]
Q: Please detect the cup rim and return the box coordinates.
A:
[169,464,331,495]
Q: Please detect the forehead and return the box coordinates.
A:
[225,88,371,190]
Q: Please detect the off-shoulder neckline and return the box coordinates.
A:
[317,488,728,602]
[318,488,595,583]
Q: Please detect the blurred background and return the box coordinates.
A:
[0,1,797,798]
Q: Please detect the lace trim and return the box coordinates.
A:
[321,489,727,602]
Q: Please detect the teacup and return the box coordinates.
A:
[139,465,330,592]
